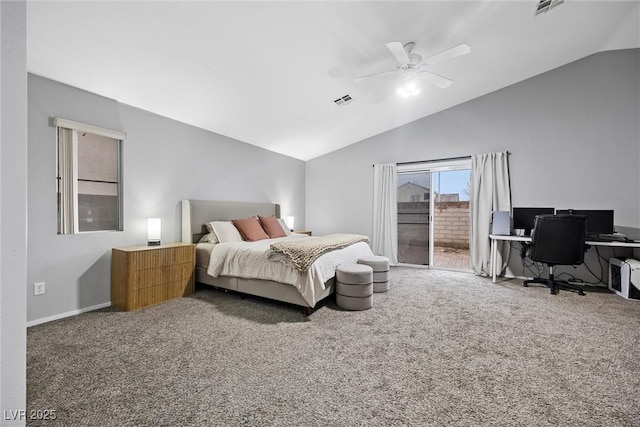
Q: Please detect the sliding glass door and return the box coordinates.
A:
[397,159,471,269]
[431,169,471,269]
[397,171,431,265]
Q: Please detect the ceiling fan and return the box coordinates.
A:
[354,41,471,89]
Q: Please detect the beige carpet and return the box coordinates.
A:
[27,267,640,426]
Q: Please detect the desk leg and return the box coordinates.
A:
[491,239,497,283]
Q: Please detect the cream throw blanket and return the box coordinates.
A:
[268,233,370,273]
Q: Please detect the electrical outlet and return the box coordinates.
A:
[34,282,45,296]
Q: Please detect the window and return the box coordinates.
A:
[55,117,125,234]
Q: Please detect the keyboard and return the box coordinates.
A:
[587,234,630,243]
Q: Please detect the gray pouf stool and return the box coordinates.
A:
[358,255,390,293]
[336,263,373,311]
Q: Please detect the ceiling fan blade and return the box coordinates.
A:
[424,43,471,66]
[386,42,410,64]
[417,70,453,89]
[354,69,397,82]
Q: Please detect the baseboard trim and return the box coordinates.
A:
[502,273,525,280]
[27,302,112,327]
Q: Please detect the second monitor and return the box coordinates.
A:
[512,207,555,236]
[555,209,615,236]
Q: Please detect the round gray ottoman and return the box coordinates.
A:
[358,255,390,292]
[336,263,373,311]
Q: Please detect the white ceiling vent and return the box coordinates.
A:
[534,0,565,16]
[333,94,353,107]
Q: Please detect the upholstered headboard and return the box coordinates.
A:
[181,199,281,243]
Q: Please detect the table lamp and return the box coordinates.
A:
[147,218,161,246]
[285,216,295,231]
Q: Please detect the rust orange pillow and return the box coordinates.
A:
[258,215,287,238]
[232,217,269,242]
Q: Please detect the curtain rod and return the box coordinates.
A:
[372,155,470,167]
[397,155,471,166]
[372,152,511,167]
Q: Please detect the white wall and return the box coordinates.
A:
[0,1,27,424]
[306,49,640,279]
[27,75,306,324]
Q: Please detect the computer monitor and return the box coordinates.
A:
[512,207,555,236]
[555,209,615,235]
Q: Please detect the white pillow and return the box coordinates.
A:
[202,222,221,243]
[199,232,219,244]
[278,218,292,236]
[209,221,243,243]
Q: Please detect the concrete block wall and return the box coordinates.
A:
[433,201,469,249]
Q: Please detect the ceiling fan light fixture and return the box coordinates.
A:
[397,81,420,98]
[355,41,470,92]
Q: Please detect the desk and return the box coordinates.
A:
[489,234,640,283]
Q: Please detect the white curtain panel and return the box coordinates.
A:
[470,152,511,276]
[58,127,79,234]
[372,163,399,265]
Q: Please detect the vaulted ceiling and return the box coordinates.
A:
[27,1,639,161]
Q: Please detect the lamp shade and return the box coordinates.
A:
[147,218,161,246]
[285,216,295,231]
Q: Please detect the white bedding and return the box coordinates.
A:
[206,234,374,306]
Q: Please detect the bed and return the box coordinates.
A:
[181,199,373,313]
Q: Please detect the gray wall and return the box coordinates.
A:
[306,49,640,280]
[1,0,27,422]
[23,48,640,321]
[27,75,305,323]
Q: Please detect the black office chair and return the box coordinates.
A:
[523,214,588,295]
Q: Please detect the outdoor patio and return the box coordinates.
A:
[432,245,470,270]
[398,244,470,270]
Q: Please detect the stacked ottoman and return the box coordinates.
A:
[358,255,391,292]
[336,263,373,311]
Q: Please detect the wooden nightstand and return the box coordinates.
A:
[293,230,312,236]
[111,242,196,311]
